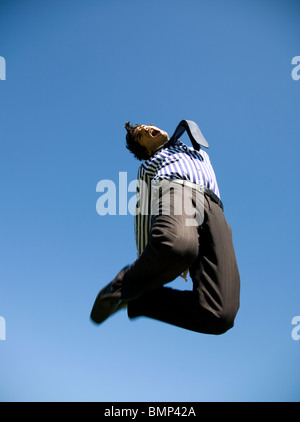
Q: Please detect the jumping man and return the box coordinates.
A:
[91,120,240,335]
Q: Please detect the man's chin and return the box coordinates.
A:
[161,132,169,142]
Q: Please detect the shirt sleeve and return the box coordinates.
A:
[134,165,152,256]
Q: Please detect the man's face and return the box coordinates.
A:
[134,125,169,156]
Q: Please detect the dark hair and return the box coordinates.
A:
[124,121,149,161]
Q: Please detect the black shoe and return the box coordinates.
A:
[90,267,130,324]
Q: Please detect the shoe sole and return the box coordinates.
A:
[90,289,128,324]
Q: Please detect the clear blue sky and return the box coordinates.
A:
[1,0,299,402]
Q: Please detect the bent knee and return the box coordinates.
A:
[208,309,238,335]
[152,225,198,260]
[160,238,198,266]
[213,316,234,335]
[214,311,237,335]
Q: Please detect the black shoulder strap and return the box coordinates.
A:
[167,120,209,150]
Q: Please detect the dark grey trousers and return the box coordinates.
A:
[114,184,240,335]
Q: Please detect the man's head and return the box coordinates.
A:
[125,122,169,161]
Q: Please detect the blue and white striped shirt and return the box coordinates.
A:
[135,139,220,256]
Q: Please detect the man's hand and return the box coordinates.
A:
[180,269,189,282]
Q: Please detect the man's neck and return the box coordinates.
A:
[150,142,168,156]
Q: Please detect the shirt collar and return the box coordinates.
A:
[151,142,167,156]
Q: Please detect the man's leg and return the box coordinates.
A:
[90,184,199,324]
[127,196,240,335]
